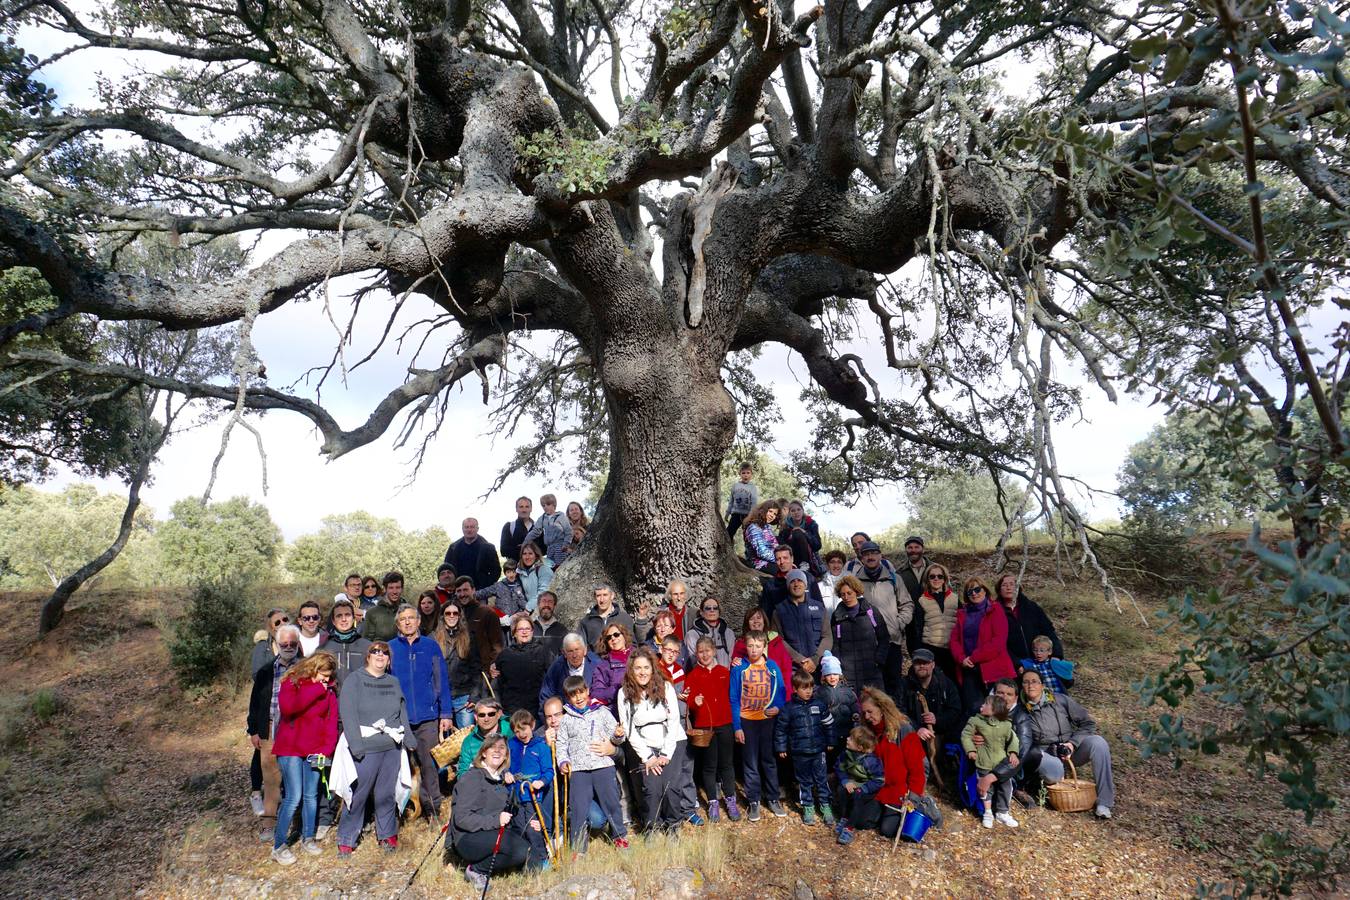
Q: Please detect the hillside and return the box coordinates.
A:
[0,546,1318,898]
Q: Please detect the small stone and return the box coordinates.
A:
[923,849,939,862]
[654,867,705,899]
[793,879,816,900]
[537,872,637,899]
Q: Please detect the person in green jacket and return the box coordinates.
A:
[961,694,1021,829]
[456,699,514,776]
[361,572,405,643]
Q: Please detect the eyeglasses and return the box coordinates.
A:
[270,617,289,627]
[444,610,460,618]
[702,604,719,612]
[369,648,389,656]
[278,643,298,650]
[605,632,623,641]
[967,587,987,596]
[928,575,946,582]
[300,614,321,622]
[476,711,499,719]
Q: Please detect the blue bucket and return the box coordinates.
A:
[899,807,933,843]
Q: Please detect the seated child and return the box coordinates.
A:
[555,676,629,850]
[961,694,1021,829]
[774,669,835,826]
[1019,635,1074,693]
[833,725,884,845]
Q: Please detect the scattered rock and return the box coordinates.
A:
[535,872,637,899]
[653,867,705,899]
[922,848,939,862]
[181,772,217,793]
[792,878,816,900]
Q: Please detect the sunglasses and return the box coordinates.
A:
[702,604,719,611]
[476,711,499,719]
[270,617,289,627]
[606,632,623,641]
[369,648,389,656]
[277,643,298,650]
[967,587,987,595]
[929,575,946,581]
[300,614,321,622]
[444,610,460,617]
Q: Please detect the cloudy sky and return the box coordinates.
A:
[18,19,1168,541]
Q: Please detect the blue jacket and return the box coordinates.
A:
[772,596,827,666]
[389,633,453,725]
[538,651,601,710]
[774,695,834,756]
[729,657,786,731]
[759,570,824,622]
[508,732,556,802]
[835,748,885,798]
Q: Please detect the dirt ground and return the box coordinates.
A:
[0,551,1321,898]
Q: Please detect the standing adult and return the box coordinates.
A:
[949,577,1016,715]
[819,551,847,607]
[682,596,736,667]
[565,501,590,535]
[358,575,382,616]
[334,573,362,607]
[390,605,454,821]
[531,590,568,659]
[1018,670,1116,819]
[416,591,440,635]
[500,496,534,563]
[336,642,412,857]
[326,599,372,687]
[522,494,569,566]
[435,600,482,728]
[823,576,889,691]
[617,648,691,833]
[732,607,794,680]
[896,537,933,612]
[451,734,547,891]
[858,687,928,839]
[516,543,555,612]
[898,648,963,748]
[913,563,959,679]
[247,624,303,838]
[432,564,457,606]
[759,544,823,621]
[457,577,505,668]
[578,583,635,650]
[742,499,785,572]
[445,518,502,590]
[663,580,696,639]
[589,622,633,708]
[771,569,829,675]
[296,600,328,657]
[645,609,683,661]
[853,540,911,698]
[268,652,339,864]
[493,614,552,719]
[361,571,404,643]
[248,607,288,817]
[538,633,601,710]
[995,574,1065,665]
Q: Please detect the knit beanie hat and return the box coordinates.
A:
[820,652,842,677]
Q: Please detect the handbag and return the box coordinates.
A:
[686,727,714,748]
[430,724,475,769]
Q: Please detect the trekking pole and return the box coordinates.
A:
[526,782,556,864]
[550,745,560,854]
[398,818,449,897]
[479,794,518,900]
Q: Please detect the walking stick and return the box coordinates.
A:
[479,795,518,900]
[398,819,449,896]
[481,672,496,699]
[562,769,570,855]
[550,744,560,852]
[526,783,556,864]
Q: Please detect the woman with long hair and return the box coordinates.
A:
[416,590,440,635]
[269,652,339,864]
[851,687,927,840]
[616,648,690,832]
[434,600,481,728]
[949,576,1016,714]
[565,501,590,532]
[516,542,554,611]
[742,498,785,571]
[913,563,959,679]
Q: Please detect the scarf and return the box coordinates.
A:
[961,598,989,655]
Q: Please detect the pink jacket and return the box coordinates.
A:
[272,677,339,758]
[949,601,1016,686]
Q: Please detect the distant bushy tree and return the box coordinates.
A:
[157,497,280,585]
[905,472,1025,548]
[168,576,253,688]
[286,511,450,590]
[0,484,155,588]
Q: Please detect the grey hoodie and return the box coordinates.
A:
[556,701,624,772]
[338,668,415,758]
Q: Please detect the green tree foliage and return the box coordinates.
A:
[284,511,450,590]
[168,576,254,688]
[0,483,156,588]
[904,471,1026,548]
[718,449,805,509]
[157,497,280,585]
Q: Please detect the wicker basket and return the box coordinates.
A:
[1046,758,1097,812]
[686,727,714,748]
[430,725,475,769]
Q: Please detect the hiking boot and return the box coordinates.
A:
[613,836,630,850]
[463,867,488,892]
[313,825,331,841]
[686,812,705,827]
[249,792,265,817]
[724,798,741,822]
[747,802,761,822]
[707,800,721,822]
[337,845,354,859]
[380,836,398,853]
[1013,789,1035,809]
[802,805,817,826]
[766,800,787,818]
[836,825,855,845]
[1095,805,1112,820]
[994,812,1019,828]
[258,826,276,843]
[819,804,835,826]
[300,839,323,856]
[270,845,296,866]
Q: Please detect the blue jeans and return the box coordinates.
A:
[274,755,320,848]
[453,700,475,729]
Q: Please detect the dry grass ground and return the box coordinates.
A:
[0,544,1328,898]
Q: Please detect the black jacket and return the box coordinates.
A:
[451,767,516,848]
[247,655,301,738]
[500,518,531,563]
[898,668,963,742]
[774,695,834,756]
[825,599,889,690]
[443,629,483,704]
[532,618,569,660]
[444,537,503,590]
[897,557,931,651]
[495,639,552,718]
[1003,594,1065,662]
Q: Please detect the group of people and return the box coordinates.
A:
[245,480,1117,887]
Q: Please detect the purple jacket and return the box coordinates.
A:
[590,649,630,707]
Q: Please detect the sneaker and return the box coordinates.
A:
[313,825,331,841]
[249,792,265,817]
[686,812,705,827]
[802,805,817,826]
[337,845,354,859]
[836,825,855,845]
[981,809,994,829]
[1095,805,1112,820]
[819,803,835,826]
[747,802,761,822]
[463,867,487,892]
[300,839,323,856]
[613,837,630,850]
[724,798,742,822]
[1013,789,1035,809]
[270,846,296,866]
[258,826,275,843]
[380,836,398,853]
[707,800,721,822]
[766,800,787,818]
[994,812,1019,828]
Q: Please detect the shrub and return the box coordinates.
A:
[168,577,253,688]
[30,689,63,722]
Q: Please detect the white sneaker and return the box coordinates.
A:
[270,846,297,865]
[995,812,1019,828]
[249,792,265,817]
[981,810,993,829]
[313,826,330,842]
[1095,805,1112,819]
[300,839,323,856]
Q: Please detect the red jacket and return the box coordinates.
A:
[871,720,927,806]
[732,635,793,682]
[272,677,339,758]
[949,600,1016,686]
[685,663,732,728]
